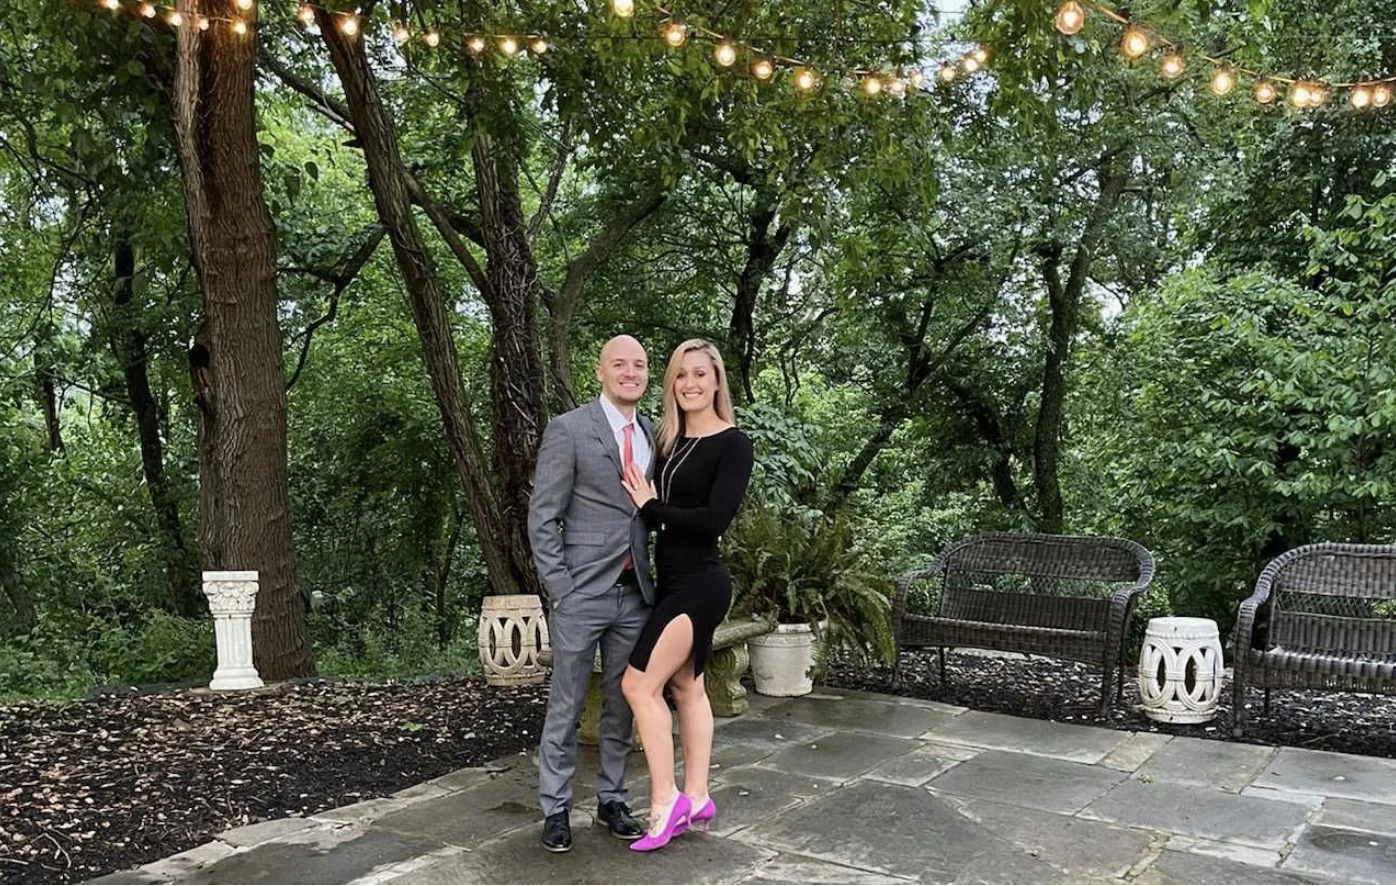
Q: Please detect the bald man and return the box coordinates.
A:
[528,335,657,852]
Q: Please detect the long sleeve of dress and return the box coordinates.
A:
[641,431,753,537]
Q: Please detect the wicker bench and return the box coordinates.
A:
[538,616,774,746]
[1232,542,1396,737]
[892,532,1156,713]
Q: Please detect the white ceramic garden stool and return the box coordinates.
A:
[203,570,264,691]
[477,595,550,687]
[1138,616,1223,724]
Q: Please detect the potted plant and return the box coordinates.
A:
[724,504,895,696]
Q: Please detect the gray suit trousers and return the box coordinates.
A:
[538,582,651,817]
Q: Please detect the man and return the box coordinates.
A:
[528,334,656,852]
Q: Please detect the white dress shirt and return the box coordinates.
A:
[599,395,652,474]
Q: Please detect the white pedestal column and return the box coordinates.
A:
[203,570,264,691]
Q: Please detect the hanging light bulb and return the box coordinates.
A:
[393,22,410,43]
[467,35,485,53]
[339,14,359,36]
[1290,82,1312,107]
[972,46,990,65]
[611,0,634,17]
[794,67,817,91]
[663,21,687,47]
[1054,0,1085,36]
[167,9,182,25]
[101,0,120,11]
[1209,67,1235,96]
[499,36,519,55]
[531,37,549,54]
[908,69,924,89]
[1254,79,1277,104]
[1309,83,1328,106]
[1121,27,1150,59]
[296,3,314,24]
[714,42,737,67]
[963,55,981,73]
[1160,52,1185,79]
[752,58,774,81]
[196,15,210,30]
[421,29,438,46]
[938,62,957,83]
[232,17,248,34]
[863,75,883,95]
[139,2,156,16]
[1373,84,1393,108]
[888,76,907,97]
[235,0,253,10]
[1351,85,1373,109]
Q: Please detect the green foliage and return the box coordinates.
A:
[314,607,482,680]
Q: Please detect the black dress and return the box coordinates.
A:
[628,427,754,678]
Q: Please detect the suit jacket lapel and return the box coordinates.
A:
[589,400,626,480]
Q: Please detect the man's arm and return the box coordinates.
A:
[528,416,576,602]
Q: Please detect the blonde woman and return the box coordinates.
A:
[620,339,754,852]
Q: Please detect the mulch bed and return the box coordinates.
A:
[0,678,547,885]
[825,649,1396,759]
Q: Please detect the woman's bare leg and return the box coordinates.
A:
[667,663,713,803]
[621,615,695,831]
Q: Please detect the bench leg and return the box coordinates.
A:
[706,642,750,717]
[1263,687,1271,716]
[938,648,947,686]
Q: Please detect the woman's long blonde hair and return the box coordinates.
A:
[656,339,737,457]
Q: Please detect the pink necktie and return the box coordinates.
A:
[622,423,635,571]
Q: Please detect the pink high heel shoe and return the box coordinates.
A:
[630,793,692,852]
[677,796,715,834]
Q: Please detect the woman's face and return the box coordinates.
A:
[672,350,718,414]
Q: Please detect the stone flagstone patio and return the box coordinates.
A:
[92,687,1396,884]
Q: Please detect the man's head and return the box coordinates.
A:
[596,335,648,410]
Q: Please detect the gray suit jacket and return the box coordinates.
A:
[528,400,657,607]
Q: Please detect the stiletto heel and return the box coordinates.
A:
[677,797,716,834]
[630,793,692,852]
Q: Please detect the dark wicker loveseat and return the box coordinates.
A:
[892,533,1157,713]
[1232,542,1396,737]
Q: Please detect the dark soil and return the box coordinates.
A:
[0,678,547,885]
[825,649,1396,759]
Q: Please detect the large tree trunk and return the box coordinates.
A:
[111,235,201,617]
[472,134,549,590]
[1033,165,1128,534]
[317,17,530,596]
[728,193,792,403]
[171,0,313,679]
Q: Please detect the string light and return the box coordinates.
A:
[101,0,120,11]
[467,35,485,53]
[1290,82,1312,107]
[339,14,358,36]
[662,21,687,47]
[972,47,990,65]
[714,42,737,67]
[888,76,907,96]
[531,37,549,54]
[1160,52,1185,79]
[794,67,817,91]
[909,69,924,89]
[1255,80,1277,104]
[1375,84,1393,108]
[232,17,248,34]
[611,0,634,17]
[393,22,409,43]
[139,2,156,17]
[752,58,774,80]
[296,3,314,24]
[1055,1,1085,36]
[235,0,253,10]
[166,9,181,26]
[938,62,956,83]
[1352,85,1372,109]
[1121,27,1150,59]
[1310,83,1329,106]
[196,15,210,30]
[863,75,883,95]
[1209,67,1235,96]
[963,54,981,74]
[499,36,518,55]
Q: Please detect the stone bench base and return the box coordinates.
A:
[538,617,774,746]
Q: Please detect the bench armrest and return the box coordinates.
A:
[893,556,948,649]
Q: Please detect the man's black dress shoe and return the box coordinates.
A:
[596,800,644,840]
[541,811,572,852]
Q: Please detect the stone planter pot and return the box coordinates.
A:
[477,595,550,686]
[748,621,823,697]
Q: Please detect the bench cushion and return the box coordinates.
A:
[900,615,1107,663]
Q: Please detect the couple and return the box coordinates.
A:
[528,334,754,854]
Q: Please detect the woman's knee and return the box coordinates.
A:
[621,667,654,702]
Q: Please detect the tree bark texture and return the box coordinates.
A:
[171,0,313,678]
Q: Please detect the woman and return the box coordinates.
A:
[619,338,754,852]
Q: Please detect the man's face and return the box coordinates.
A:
[597,337,648,407]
